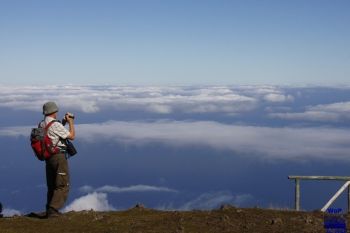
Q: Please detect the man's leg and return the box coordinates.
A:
[45,160,55,211]
[47,154,70,212]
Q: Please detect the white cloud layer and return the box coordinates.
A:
[1,120,349,161]
[80,185,178,193]
[264,93,294,103]
[3,208,21,217]
[77,121,350,161]
[270,101,350,122]
[3,85,350,123]
[0,85,301,116]
[63,192,115,212]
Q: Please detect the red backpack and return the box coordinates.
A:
[30,120,60,161]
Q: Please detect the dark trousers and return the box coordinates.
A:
[45,153,70,211]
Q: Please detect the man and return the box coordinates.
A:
[41,101,75,218]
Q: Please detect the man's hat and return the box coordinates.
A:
[43,102,59,115]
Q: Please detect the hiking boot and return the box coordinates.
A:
[26,211,47,219]
[46,207,61,218]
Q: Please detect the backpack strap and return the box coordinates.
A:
[38,119,59,129]
[43,120,61,155]
[38,120,44,128]
[44,120,59,131]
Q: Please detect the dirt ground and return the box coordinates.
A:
[0,205,345,233]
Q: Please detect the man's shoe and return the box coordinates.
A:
[46,207,61,218]
[26,211,47,219]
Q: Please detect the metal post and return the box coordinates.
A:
[295,179,300,211]
[321,181,350,212]
[348,186,350,213]
[288,176,350,212]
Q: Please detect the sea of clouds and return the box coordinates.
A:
[1,120,350,161]
[0,85,301,114]
[1,85,349,161]
[0,84,349,122]
[1,84,350,214]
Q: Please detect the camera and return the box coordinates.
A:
[62,112,75,126]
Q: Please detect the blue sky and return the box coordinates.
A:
[1,0,349,85]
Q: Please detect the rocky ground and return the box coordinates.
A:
[0,205,345,233]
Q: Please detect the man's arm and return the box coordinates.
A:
[66,116,75,140]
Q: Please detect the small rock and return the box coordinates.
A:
[271,218,283,225]
[313,218,323,224]
[134,203,145,209]
[92,213,104,221]
[177,225,184,231]
[172,211,180,217]
[304,216,313,224]
[220,204,236,210]
[220,214,230,221]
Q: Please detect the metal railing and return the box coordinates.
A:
[288,176,350,212]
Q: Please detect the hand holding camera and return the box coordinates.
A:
[62,112,75,126]
[61,112,77,156]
